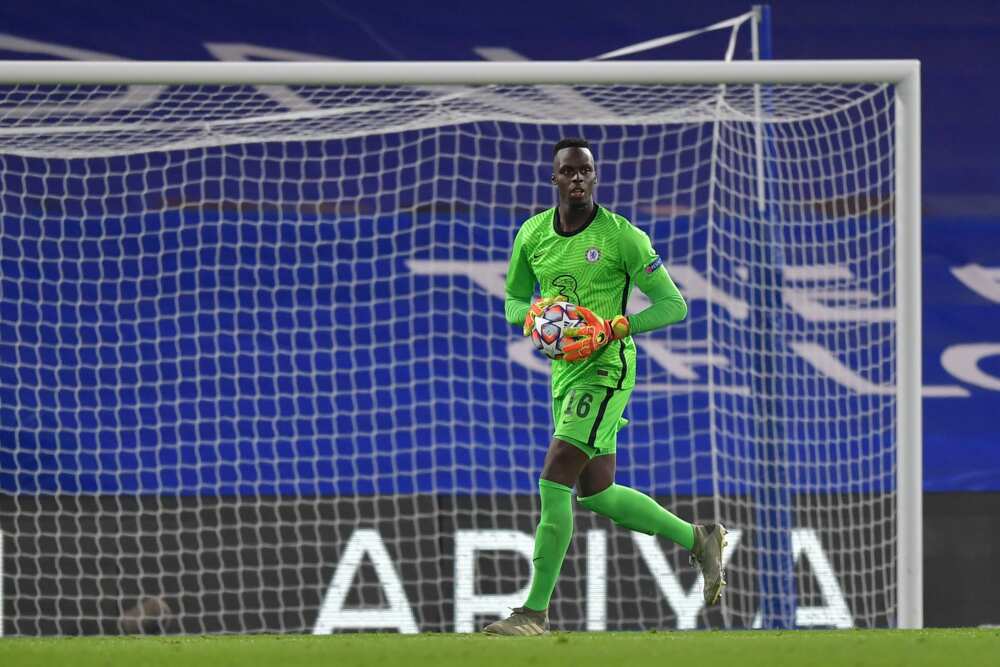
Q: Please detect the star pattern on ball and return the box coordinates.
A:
[530,301,583,360]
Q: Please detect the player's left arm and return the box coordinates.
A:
[562,222,686,361]
[619,222,688,335]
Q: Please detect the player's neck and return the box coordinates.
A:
[557,201,595,233]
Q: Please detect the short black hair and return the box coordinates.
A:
[552,137,591,157]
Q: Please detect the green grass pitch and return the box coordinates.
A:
[2,628,999,667]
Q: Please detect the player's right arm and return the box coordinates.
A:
[506,224,565,335]
[504,224,537,328]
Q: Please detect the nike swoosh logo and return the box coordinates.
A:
[532,557,544,563]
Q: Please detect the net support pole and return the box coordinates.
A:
[752,2,774,208]
[749,3,794,630]
[895,66,923,630]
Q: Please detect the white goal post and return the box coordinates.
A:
[0,60,921,633]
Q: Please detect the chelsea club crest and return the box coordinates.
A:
[586,247,601,263]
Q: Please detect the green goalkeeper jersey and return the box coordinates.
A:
[504,205,687,396]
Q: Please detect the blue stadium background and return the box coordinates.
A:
[0,0,998,496]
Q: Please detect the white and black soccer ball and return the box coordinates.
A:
[531,301,584,360]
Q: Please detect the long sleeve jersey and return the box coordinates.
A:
[504,204,687,395]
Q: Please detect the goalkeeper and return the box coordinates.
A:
[484,138,727,636]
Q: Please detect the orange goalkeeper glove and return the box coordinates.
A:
[523,294,566,336]
[562,307,630,362]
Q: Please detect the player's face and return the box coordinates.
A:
[551,147,597,209]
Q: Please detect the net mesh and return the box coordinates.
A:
[0,80,897,634]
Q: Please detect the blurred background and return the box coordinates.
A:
[1,0,996,487]
[0,0,997,632]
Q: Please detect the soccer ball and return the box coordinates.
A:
[531,301,584,360]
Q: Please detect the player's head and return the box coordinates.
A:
[551,137,597,210]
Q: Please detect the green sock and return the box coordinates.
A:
[578,483,695,550]
[523,478,573,612]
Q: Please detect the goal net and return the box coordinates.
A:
[0,61,920,635]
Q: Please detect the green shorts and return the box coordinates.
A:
[552,385,632,459]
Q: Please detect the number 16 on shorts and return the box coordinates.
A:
[553,385,631,457]
[563,388,594,419]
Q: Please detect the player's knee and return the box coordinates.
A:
[534,519,556,542]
